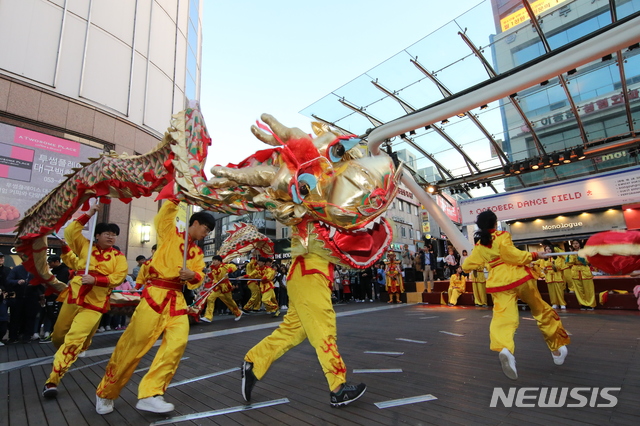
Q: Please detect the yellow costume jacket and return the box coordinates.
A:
[539,258,563,283]
[207,263,237,294]
[462,230,538,293]
[448,273,466,292]
[566,254,593,280]
[247,264,276,293]
[142,201,205,316]
[385,259,404,293]
[470,265,487,283]
[62,214,128,313]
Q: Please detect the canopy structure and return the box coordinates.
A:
[300,0,640,251]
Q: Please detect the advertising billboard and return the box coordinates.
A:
[0,123,103,234]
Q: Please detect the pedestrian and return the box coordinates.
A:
[422,245,436,293]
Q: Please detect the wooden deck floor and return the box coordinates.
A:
[1,302,639,425]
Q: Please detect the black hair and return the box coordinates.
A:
[95,222,120,237]
[136,255,146,261]
[474,210,497,247]
[48,255,61,263]
[212,255,223,262]
[258,256,269,262]
[189,211,215,230]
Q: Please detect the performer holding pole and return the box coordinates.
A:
[200,255,242,322]
[42,201,128,399]
[95,199,214,415]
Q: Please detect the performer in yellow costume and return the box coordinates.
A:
[201,255,242,322]
[462,210,570,380]
[42,203,128,399]
[95,200,214,415]
[243,257,262,312]
[242,231,365,407]
[385,252,404,303]
[471,264,488,307]
[539,245,566,309]
[447,266,466,306]
[567,239,596,310]
[253,257,279,317]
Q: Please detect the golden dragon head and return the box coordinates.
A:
[208,114,402,268]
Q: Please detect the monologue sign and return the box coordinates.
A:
[459,166,640,225]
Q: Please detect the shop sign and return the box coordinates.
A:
[509,210,625,241]
[500,0,568,31]
[435,192,461,224]
[520,86,640,134]
[396,187,417,204]
[460,165,640,225]
[0,123,103,235]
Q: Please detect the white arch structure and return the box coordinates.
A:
[367,16,640,254]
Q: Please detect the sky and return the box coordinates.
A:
[200,0,483,175]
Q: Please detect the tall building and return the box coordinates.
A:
[0,0,203,269]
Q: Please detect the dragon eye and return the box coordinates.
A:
[299,183,310,196]
[328,137,360,162]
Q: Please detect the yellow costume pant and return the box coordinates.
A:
[261,288,279,313]
[562,268,574,292]
[47,303,102,385]
[448,288,464,305]
[96,299,189,400]
[244,266,346,391]
[51,300,100,350]
[244,282,261,311]
[547,281,566,306]
[571,266,596,308]
[489,279,570,354]
[472,282,487,306]
[204,290,241,320]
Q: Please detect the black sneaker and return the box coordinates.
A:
[241,361,257,402]
[42,382,58,399]
[330,382,366,407]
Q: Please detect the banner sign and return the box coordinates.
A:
[459,166,640,225]
[435,192,462,224]
[0,123,103,234]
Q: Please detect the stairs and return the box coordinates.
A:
[416,277,640,310]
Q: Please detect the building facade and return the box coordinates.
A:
[0,0,203,269]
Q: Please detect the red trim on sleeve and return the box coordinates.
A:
[189,272,202,284]
[531,252,539,261]
[91,274,110,287]
[77,214,92,226]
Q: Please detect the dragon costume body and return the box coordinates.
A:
[15,107,402,295]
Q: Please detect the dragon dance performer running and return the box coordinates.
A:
[245,256,279,317]
[42,203,128,398]
[95,199,214,414]
[242,256,262,312]
[201,255,242,322]
[462,210,570,380]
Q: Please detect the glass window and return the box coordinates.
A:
[401,226,406,238]
[281,227,289,238]
[399,200,404,211]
